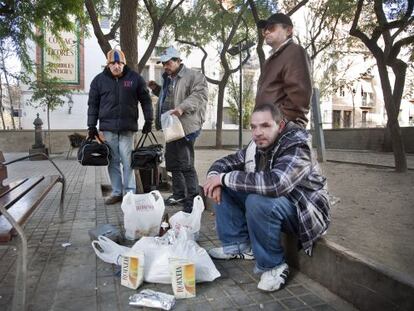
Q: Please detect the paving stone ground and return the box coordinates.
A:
[0,153,357,311]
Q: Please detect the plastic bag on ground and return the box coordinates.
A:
[121,191,165,240]
[91,235,130,265]
[169,196,205,239]
[132,228,220,284]
[160,112,185,143]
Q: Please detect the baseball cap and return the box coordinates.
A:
[257,13,293,29]
[157,46,181,64]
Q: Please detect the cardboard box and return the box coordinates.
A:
[169,258,196,299]
[121,253,144,289]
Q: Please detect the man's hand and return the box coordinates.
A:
[142,120,152,134]
[170,107,184,117]
[211,187,222,204]
[88,126,98,139]
[203,175,223,202]
[147,80,158,91]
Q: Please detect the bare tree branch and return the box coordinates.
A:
[287,0,310,16]
[349,0,383,58]
[391,16,414,42]
[104,18,121,41]
[388,34,414,63]
[138,0,185,72]
[176,39,220,85]
[246,0,265,70]
[84,0,113,55]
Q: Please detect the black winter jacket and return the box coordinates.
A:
[87,66,153,132]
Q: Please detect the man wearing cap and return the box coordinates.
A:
[88,49,153,204]
[148,46,208,212]
[256,13,312,128]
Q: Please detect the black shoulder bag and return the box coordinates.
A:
[77,136,111,166]
[131,132,163,169]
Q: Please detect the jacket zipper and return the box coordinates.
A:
[116,77,120,131]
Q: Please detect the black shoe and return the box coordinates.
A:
[105,195,123,205]
[164,195,185,206]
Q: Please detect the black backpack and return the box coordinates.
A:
[77,137,111,166]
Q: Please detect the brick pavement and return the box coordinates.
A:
[0,154,356,311]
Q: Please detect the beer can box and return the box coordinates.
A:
[169,258,196,299]
[121,252,144,289]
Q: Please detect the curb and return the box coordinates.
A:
[292,238,414,311]
[326,159,414,171]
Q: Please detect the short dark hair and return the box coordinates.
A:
[252,103,283,123]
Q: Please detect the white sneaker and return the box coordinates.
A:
[257,263,289,292]
[208,247,255,260]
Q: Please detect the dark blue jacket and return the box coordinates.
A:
[87,65,153,132]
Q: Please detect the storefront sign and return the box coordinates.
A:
[39,25,83,88]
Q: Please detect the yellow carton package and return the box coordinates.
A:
[121,252,144,289]
[169,258,196,299]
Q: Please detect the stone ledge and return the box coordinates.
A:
[295,238,414,311]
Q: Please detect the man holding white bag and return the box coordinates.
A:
[148,46,208,212]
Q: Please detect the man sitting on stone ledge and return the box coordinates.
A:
[203,103,330,292]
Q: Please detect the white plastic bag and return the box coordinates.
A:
[161,112,185,143]
[91,235,130,265]
[170,230,220,284]
[169,196,205,238]
[121,191,165,240]
[132,236,171,283]
[132,228,220,284]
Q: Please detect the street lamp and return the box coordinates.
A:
[67,95,74,114]
[352,88,356,128]
[227,39,255,149]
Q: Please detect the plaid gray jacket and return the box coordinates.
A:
[207,123,330,255]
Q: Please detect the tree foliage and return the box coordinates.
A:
[227,73,256,129]
[174,0,256,147]
[25,71,72,151]
[0,0,85,70]
[85,0,186,72]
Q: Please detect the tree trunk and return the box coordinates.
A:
[376,58,407,172]
[387,118,407,172]
[47,105,51,154]
[215,77,230,148]
[120,0,138,71]
[84,0,112,55]
[0,74,6,129]
[246,0,265,71]
[1,48,15,129]
[138,26,161,73]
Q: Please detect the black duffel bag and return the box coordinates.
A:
[131,132,163,169]
[77,136,111,166]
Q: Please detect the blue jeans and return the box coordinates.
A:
[102,131,135,196]
[214,188,298,272]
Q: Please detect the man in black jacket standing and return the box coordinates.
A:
[87,49,153,204]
